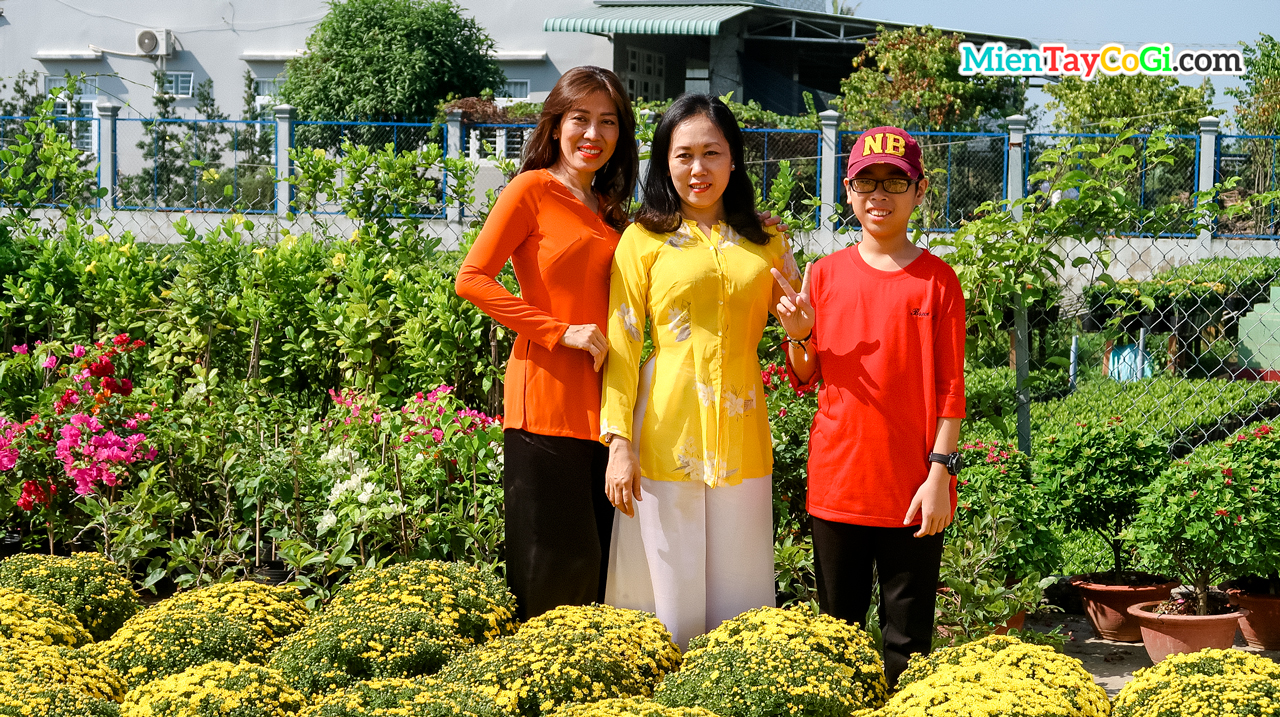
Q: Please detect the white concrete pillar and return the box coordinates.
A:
[446,110,464,223]
[1196,115,1221,259]
[273,105,295,217]
[818,109,842,240]
[94,100,120,210]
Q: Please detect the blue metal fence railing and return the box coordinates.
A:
[836,129,1007,233]
[114,117,277,213]
[1023,132,1200,237]
[1215,134,1280,240]
[740,128,822,226]
[0,115,101,208]
[292,120,447,219]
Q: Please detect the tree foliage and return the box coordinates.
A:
[280,0,504,121]
[1228,33,1280,134]
[1044,75,1215,134]
[836,25,1026,131]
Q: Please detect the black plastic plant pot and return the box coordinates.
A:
[0,532,21,560]
[253,560,292,586]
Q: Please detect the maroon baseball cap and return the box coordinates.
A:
[845,126,923,180]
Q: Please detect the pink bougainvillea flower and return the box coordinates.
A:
[11,345,28,355]
[71,344,87,358]
[41,355,58,369]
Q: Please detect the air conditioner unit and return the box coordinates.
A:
[135,29,172,57]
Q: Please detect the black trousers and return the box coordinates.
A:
[503,428,614,621]
[811,516,945,688]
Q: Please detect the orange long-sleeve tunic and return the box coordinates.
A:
[455,169,621,441]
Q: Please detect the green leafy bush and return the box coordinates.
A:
[1034,417,1167,576]
[0,586,91,647]
[439,604,680,717]
[654,606,886,717]
[270,560,516,694]
[120,661,304,717]
[956,439,1060,580]
[0,553,141,641]
[301,677,500,717]
[1130,456,1280,614]
[87,582,309,687]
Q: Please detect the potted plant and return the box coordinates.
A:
[1035,416,1174,641]
[1126,457,1280,662]
[1217,423,1280,649]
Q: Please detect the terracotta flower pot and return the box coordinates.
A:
[1235,592,1280,650]
[1071,575,1179,642]
[993,609,1027,635]
[1127,600,1248,663]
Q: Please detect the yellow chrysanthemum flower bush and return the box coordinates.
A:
[0,585,92,646]
[87,580,310,688]
[437,603,682,717]
[0,637,127,702]
[653,605,887,717]
[301,677,502,717]
[120,661,305,717]
[551,697,721,717]
[868,635,1110,717]
[0,671,121,717]
[1112,649,1280,717]
[269,560,517,695]
[0,552,141,641]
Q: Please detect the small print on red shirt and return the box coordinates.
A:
[786,245,966,528]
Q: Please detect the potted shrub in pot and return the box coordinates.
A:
[1126,457,1280,662]
[1035,417,1174,641]
[1216,423,1280,649]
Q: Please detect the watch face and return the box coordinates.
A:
[951,454,964,474]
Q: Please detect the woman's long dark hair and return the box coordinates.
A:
[635,94,769,245]
[519,66,637,232]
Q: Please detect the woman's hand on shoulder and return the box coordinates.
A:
[560,324,608,371]
[758,210,790,237]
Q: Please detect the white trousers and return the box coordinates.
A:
[604,359,776,649]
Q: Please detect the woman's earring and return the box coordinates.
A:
[731,163,736,170]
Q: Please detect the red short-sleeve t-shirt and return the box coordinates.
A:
[787,245,966,527]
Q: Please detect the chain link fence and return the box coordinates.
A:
[741,128,822,226]
[1,115,100,207]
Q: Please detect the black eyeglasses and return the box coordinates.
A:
[845,177,917,194]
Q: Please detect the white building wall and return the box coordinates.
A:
[462,0,612,101]
[0,0,324,119]
[0,1,598,117]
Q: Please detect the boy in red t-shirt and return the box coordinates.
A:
[771,126,966,687]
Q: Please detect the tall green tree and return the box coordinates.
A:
[279,0,504,121]
[1228,33,1280,134]
[836,25,1026,131]
[1044,75,1216,134]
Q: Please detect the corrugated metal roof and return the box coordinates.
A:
[544,4,752,35]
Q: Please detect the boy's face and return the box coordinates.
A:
[845,163,928,237]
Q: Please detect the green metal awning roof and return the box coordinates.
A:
[544,4,752,35]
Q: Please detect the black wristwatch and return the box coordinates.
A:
[928,452,964,476]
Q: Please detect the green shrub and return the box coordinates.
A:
[956,439,1060,580]
[1034,416,1167,576]
[87,582,309,687]
[300,677,501,717]
[0,553,142,641]
[270,560,516,695]
[0,586,91,647]
[120,661,304,717]
[1130,456,1280,614]
[654,606,885,717]
[439,604,681,717]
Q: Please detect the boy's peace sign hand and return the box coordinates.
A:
[771,263,815,341]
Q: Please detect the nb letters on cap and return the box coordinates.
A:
[846,126,924,180]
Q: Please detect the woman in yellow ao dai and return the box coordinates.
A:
[599,94,801,650]
[600,218,799,486]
